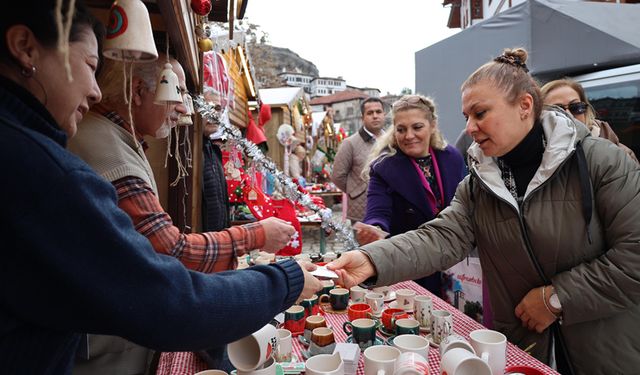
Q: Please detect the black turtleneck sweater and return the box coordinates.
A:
[498,121,545,198]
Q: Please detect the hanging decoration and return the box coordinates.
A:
[193,96,359,251]
[190,0,212,16]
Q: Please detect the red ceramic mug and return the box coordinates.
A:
[347,303,373,322]
[381,308,410,332]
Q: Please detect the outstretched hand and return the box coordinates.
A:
[260,217,296,252]
[296,261,324,302]
[326,250,376,288]
[353,222,388,245]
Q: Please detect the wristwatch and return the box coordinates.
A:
[549,291,562,311]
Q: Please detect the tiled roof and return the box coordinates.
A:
[309,89,369,105]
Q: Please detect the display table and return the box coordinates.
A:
[156,281,559,375]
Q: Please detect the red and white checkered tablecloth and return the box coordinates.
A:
[156,281,559,375]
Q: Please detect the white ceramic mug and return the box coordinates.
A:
[228,324,278,371]
[394,352,429,375]
[440,347,491,375]
[413,295,432,330]
[469,329,507,375]
[195,371,229,375]
[395,289,416,310]
[364,345,402,375]
[350,285,368,304]
[365,292,385,315]
[392,334,429,359]
[305,352,345,375]
[275,328,292,362]
[373,286,391,299]
[431,310,453,345]
[237,357,277,375]
[439,334,475,358]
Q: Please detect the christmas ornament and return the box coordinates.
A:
[190,0,212,16]
[198,38,213,52]
[194,96,358,251]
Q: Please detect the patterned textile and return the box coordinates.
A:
[114,176,265,273]
[415,155,442,211]
[156,281,560,375]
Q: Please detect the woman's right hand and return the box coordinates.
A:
[353,222,388,245]
[326,250,376,288]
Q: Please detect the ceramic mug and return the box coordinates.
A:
[275,328,292,362]
[350,285,368,304]
[195,371,228,375]
[343,318,379,350]
[365,292,385,316]
[440,347,491,375]
[381,308,410,333]
[283,305,305,334]
[309,327,336,356]
[394,318,420,335]
[394,352,429,375]
[469,329,507,375]
[413,295,432,331]
[431,310,453,345]
[228,324,278,372]
[439,334,475,358]
[301,294,321,317]
[300,315,327,345]
[318,279,335,297]
[372,286,391,299]
[321,288,350,311]
[305,352,344,375]
[395,289,416,311]
[392,334,429,359]
[364,345,402,375]
[348,303,374,322]
[237,357,277,375]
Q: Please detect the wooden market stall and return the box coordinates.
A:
[86,0,255,232]
[258,87,309,171]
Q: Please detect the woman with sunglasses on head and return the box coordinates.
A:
[0,1,321,373]
[541,78,638,163]
[353,94,466,297]
[328,48,640,375]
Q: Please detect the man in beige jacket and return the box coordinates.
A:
[331,97,385,222]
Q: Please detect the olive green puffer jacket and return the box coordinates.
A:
[362,109,640,375]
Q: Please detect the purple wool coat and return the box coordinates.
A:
[363,145,466,295]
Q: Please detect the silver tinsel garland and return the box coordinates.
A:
[193,95,358,251]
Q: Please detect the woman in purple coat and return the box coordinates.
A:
[354,95,466,296]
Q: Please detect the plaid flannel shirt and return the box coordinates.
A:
[114,176,265,273]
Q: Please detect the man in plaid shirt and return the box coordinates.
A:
[68,55,297,374]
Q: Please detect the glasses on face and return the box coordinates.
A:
[555,102,588,116]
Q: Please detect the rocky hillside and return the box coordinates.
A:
[248,43,318,88]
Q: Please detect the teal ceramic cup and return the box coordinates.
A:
[394,318,420,335]
[320,288,350,311]
[343,318,378,349]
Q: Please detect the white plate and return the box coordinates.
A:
[388,300,413,312]
[383,292,396,302]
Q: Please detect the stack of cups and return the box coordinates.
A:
[439,329,507,375]
[228,324,279,375]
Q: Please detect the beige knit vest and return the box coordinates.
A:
[68,111,159,195]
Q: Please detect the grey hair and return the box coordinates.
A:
[98,56,166,107]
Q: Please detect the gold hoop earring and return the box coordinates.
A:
[21,65,37,78]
